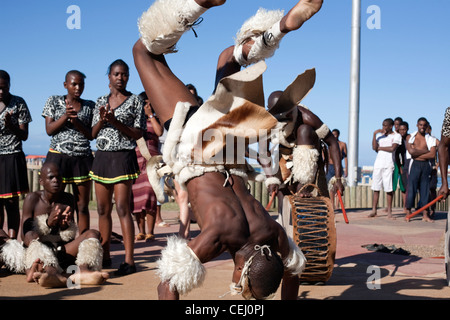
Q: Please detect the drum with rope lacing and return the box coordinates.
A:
[287,184,336,283]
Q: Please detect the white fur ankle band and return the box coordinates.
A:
[0,239,26,273]
[233,9,285,66]
[76,238,103,271]
[156,236,206,295]
[138,0,207,55]
[24,239,62,272]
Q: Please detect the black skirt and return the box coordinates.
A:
[0,151,29,198]
[89,150,139,184]
[45,149,93,184]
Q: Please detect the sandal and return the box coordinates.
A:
[145,234,155,241]
[157,221,170,227]
[136,233,146,241]
[114,262,136,276]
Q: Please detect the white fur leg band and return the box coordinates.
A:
[24,240,62,272]
[156,236,206,295]
[283,237,307,276]
[76,238,103,271]
[233,9,285,66]
[138,0,207,55]
[315,123,330,140]
[0,239,26,273]
[291,145,319,184]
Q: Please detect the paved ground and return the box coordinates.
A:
[1,206,449,303]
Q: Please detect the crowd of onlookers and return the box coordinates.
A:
[369,116,439,221]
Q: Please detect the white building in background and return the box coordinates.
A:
[360,166,373,186]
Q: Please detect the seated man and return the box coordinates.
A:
[133,0,324,300]
[0,162,109,287]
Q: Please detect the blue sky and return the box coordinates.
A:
[1,0,449,167]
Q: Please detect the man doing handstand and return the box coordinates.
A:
[133,0,323,300]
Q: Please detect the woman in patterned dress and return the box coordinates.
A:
[0,70,32,239]
[131,92,163,241]
[90,59,146,275]
[42,70,95,235]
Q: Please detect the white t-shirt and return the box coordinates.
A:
[374,132,402,168]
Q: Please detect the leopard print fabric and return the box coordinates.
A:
[93,94,146,151]
[441,107,450,139]
[42,95,95,157]
[0,95,32,155]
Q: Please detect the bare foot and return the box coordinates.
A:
[195,0,226,9]
[368,211,377,218]
[26,259,44,282]
[387,214,396,220]
[33,271,67,288]
[422,213,434,223]
[282,0,324,32]
[69,271,110,285]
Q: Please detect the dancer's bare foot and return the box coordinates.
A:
[69,271,110,285]
[195,0,226,9]
[282,0,324,32]
[33,269,67,288]
[26,259,44,282]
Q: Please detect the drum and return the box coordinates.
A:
[288,184,336,283]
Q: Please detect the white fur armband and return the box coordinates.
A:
[33,214,52,237]
[291,145,319,184]
[34,214,78,243]
[315,123,330,140]
[0,239,26,273]
[59,221,78,242]
[283,237,307,276]
[156,236,206,295]
[264,176,281,188]
[328,176,347,191]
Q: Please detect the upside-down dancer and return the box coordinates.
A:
[133,0,323,300]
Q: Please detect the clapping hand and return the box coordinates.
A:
[47,204,73,229]
[99,103,116,124]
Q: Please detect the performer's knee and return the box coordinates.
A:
[296,124,317,145]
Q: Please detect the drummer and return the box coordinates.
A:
[261,89,345,289]
[264,90,345,205]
